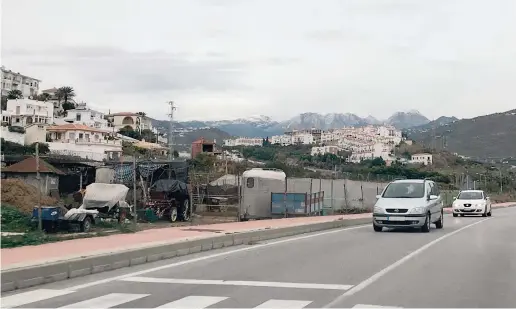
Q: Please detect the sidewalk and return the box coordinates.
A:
[1,213,370,269]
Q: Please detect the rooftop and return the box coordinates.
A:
[2,156,65,175]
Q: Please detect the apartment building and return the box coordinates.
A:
[271,134,293,146]
[1,66,40,98]
[311,145,340,156]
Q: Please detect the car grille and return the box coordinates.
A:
[464,204,472,207]
[385,208,408,213]
[381,221,413,225]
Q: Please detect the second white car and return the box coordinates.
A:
[452,190,492,217]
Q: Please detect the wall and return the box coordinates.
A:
[25,124,47,144]
[1,127,25,145]
[4,173,58,195]
[284,178,388,210]
[47,142,122,161]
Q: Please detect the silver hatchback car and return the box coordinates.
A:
[373,179,444,232]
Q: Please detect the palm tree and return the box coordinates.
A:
[56,86,76,105]
[7,89,23,99]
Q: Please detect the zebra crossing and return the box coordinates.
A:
[2,290,322,308]
[2,289,402,308]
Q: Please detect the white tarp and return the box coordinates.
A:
[82,183,129,210]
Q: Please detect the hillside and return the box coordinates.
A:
[175,128,231,145]
[408,109,516,158]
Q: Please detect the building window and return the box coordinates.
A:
[76,114,81,121]
[246,177,255,188]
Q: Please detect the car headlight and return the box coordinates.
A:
[374,206,384,214]
[410,207,426,214]
[475,203,486,207]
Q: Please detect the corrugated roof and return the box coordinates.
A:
[2,157,65,175]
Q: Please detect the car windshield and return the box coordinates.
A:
[457,192,483,200]
[382,182,425,198]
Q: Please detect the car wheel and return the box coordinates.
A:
[179,199,190,221]
[482,208,488,217]
[435,210,444,229]
[487,207,492,217]
[453,213,458,217]
[421,213,431,233]
[170,207,178,222]
[373,224,382,232]
[81,216,92,233]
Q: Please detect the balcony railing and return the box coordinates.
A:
[52,138,122,146]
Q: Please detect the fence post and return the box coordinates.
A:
[284,176,288,218]
[237,172,241,221]
[309,178,313,215]
[330,178,334,214]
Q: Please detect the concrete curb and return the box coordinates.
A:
[0,217,372,292]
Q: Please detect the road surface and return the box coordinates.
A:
[2,207,515,308]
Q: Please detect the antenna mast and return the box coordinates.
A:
[167,101,176,161]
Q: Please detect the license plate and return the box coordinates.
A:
[387,216,407,221]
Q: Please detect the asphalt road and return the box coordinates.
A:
[2,207,516,308]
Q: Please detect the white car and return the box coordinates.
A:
[452,190,492,217]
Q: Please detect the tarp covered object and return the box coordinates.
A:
[82,183,129,210]
[150,179,189,200]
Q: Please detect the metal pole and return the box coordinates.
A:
[36,143,42,231]
[283,176,287,218]
[499,168,503,193]
[330,178,334,214]
[133,156,137,227]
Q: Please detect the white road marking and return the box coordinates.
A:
[325,218,490,307]
[120,276,354,290]
[0,289,75,308]
[57,293,149,308]
[255,299,312,308]
[63,224,369,291]
[156,296,228,308]
[352,304,402,308]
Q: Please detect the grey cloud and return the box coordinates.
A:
[4,47,250,94]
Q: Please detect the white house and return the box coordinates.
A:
[6,98,54,127]
[411,153,433,166]
[223,137,263,147]
[107,112,153,133]
[311,145,340,156]
[1,66,40,98]
[46,124,122,161]
[271,134,293,146]
[63,103,109,130]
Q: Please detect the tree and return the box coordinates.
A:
[118,126,142,140]
[173,150,179,158]
[38,93,51,101]
[56,86,76,105]
[191,153,216,171]
[371,157,386,167]
[1,96,7,110]
[62,102,75,112]
[141,129,157,143]
[7,90,23,100]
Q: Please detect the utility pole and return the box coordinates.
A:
[133,155,137,227]
[36,143,42,231]
[167,101,176,161]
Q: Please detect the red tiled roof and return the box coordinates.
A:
[47,123,107,133]
[2,157,65,175]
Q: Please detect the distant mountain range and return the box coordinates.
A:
[151,110,434,137]
[407,109,516,158]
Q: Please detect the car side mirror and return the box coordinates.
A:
[453,197,457,200]
[376,195,381,199]
[429,195,438,200]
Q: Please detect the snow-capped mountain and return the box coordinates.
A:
[152,111,434,137]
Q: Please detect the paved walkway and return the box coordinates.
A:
[1,213,370,268]
[2,202,514,269]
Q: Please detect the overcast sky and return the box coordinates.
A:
[2,0,516,121]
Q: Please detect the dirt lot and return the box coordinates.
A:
[1,179,58,213]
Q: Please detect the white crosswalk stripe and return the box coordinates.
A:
[255,299,312,308]
[1,289,76,308]
[351,304,402,308]
[57,293,149,308]
[156,296,228,308]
